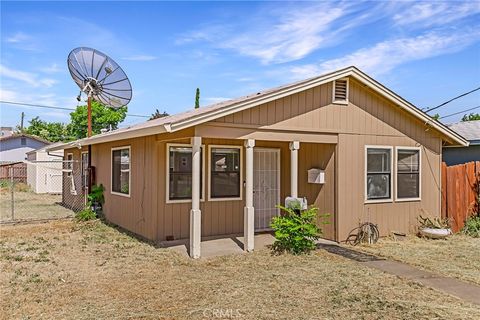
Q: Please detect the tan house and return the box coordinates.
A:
[51,66,468,258]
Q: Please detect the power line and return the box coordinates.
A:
[0,100,150,118]
[439,105,480,120]
[425,86,480,113]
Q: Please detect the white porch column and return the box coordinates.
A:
[244,139,255,252]
[289,141,300,197]
[190,136,202,258]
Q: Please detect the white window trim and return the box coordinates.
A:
[111,146,131,198]
[395,146,421,202]
[81,151,88,188]
[165,143,206,204]
[208,144,243,202]
[332,78,349,105]
[364,145,393,204]
[66,153,73,177]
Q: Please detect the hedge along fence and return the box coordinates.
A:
[442,161,480,232]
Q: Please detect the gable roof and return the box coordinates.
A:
[48,66,468,151]
[448,120,480,145]
[0,133,50,145]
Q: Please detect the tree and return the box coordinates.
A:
[195,88,200,109]
[462,113,480,122]
[149,109,169,120]
[68,101,127,139]
[23,117,71,142]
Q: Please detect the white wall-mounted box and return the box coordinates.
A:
[308,168,325,184]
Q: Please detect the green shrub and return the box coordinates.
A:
[462,215,480,238]
[75,208,96,221]
[88,184,105,214]
[270,205,324,255]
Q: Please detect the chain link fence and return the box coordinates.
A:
[0,160,87,223]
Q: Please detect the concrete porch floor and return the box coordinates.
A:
[165,233,338,259]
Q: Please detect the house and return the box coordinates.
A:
[1,126,14,138]
[443,120,479,166]
[26,142,64,194]
[0,133,50,164]
[49,66,468,258]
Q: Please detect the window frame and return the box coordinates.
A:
[165,143,206,204]
[208,144,243,202]
[364,145,393,204]
[332,78,349,105]
[81,151,88,189]
[66,153,73,177]
[110,146,131,198]
[395,146,421,202]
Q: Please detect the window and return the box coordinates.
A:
[111,147,130,196]
[209,146,241,199]
[332,78,349,104]
[366,147,392,201]
[396,148,420,200]
[21,137,27,145]
[81,152,88,189]
[66,153,73,177]
[167,145,203,201]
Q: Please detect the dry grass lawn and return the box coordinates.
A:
[1,220,479,320]
[0,190,74,222]
[355,235,480,286]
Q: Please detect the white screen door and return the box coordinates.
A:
[253,148,280,231]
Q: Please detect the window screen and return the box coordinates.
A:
[169,146,202,200]
[21,137,27,145]
[397,149,420,199]
[66,154,73,177]
[210,147,240,198]
[366,148,391,200]
[112,148,130,195]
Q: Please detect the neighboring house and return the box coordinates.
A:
[26,142,64,194]
[0,133,50,163]
[50,66,467,258]
[443,120,479,166]
[1,126,14,138]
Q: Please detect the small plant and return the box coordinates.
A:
[270,205,324,255]
[88,184,105,214]
[462,215,480,238]
[417,215,450,229]
[75,207,96,221]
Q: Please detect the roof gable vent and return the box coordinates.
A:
[333,78,349,104]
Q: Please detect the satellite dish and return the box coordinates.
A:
[67,47,132,137]
[67,47,132,109]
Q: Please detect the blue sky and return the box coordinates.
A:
[1,1,479,129]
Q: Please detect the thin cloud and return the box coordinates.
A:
[39,63,62,74]
[6,32,30,43]
[288,29,480,79]
[0,64,58,88]
[177,2,394,64]
[393,2,480,27]
[122,55,157,61]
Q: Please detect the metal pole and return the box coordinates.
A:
[10,166,14,221]
[87,96,92,137]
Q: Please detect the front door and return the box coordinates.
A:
[253,148,280,231]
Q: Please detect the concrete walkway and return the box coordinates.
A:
[317,243,480,306]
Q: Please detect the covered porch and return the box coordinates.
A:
[169,125,337,258]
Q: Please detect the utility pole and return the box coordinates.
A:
[20,112,25,132]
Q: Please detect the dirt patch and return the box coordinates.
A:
[1,220,479,319]
[355,234,480,286]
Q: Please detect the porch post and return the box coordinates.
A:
[244,139,255,252]
[289,141,300,197]
[190,136,202,259]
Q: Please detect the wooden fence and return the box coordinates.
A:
[442,161,480,232]
[0,162,27,183]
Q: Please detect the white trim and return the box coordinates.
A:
[395,146,421,202]
[332,78,349,105]
[253,147,281,232]
[364,145,394,204]
[110,146,131,198]
[207,144,243,201]
[66,153,73,176]
[165,143,206,204]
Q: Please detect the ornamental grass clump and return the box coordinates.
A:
[270,205,324,255]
